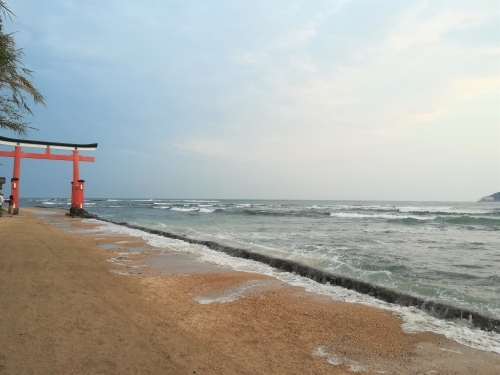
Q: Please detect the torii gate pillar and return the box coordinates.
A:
[11,177,19,215]
[10,145,21,214]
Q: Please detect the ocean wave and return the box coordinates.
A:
[171,207,198,212]
[436,216,500,226]
[234,208,329,218]
[236,203,272,208]
[330,212,434,220]
[167,206,219,213]
[386,215,500,227]
[182,199,220,203]
[326,205,497,217]
[334,205,396,211]
[398,206,491,215]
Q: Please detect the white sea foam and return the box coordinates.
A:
[171,207,199,212]
[153,206,170,209]
[331,205,493,216]
[439,347,463,354]
[330,212,434,220]
[183,200,220,203]
[199,208,215,213]
[194,282,264,304]
[306,205,330,210]
[194,294,239,305]
[313,346,342,365]
[398,206,490,215]
[334,205,395,211]
[42,201,58,205]
[314,347,365,371]
[83,219,500,354]
[85,219,195,251]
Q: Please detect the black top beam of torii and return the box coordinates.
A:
[0,135,98,150]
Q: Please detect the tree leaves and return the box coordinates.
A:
[0,1,44,136]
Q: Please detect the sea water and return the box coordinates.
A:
[25,198,500,352]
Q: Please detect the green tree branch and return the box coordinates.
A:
[0,1,45,136]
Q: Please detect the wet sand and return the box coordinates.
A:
[0,209,498,374]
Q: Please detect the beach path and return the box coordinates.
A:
[0,210,498,374]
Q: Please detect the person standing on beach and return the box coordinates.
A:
[0,192,4,216]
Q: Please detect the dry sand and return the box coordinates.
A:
[0,209,498,374]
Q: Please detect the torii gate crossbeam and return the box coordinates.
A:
[0,135,97,215]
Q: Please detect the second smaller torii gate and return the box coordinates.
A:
[0,136,97,215]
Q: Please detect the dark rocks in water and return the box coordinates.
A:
[65,209,97,219]
[93,215,500,334]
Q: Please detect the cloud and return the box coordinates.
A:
[168,1,498,171]
[6,0,499,199]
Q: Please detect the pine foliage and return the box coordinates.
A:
[0,1,44,135]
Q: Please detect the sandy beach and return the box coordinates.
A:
[0,209,498,374]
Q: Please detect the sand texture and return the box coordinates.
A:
[0,209,498,374]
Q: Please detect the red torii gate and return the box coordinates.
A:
[0,135,97,215]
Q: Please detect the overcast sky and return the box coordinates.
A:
[0,0,498,200]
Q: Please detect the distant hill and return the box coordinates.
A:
[478,192,500,202]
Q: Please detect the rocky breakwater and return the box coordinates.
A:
[96,216,500,334]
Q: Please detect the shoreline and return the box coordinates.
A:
[87,212,499,334]
[1,208,498,374]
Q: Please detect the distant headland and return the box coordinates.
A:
[478,192,500,202]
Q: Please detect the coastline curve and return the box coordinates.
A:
[91,214,500,334]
